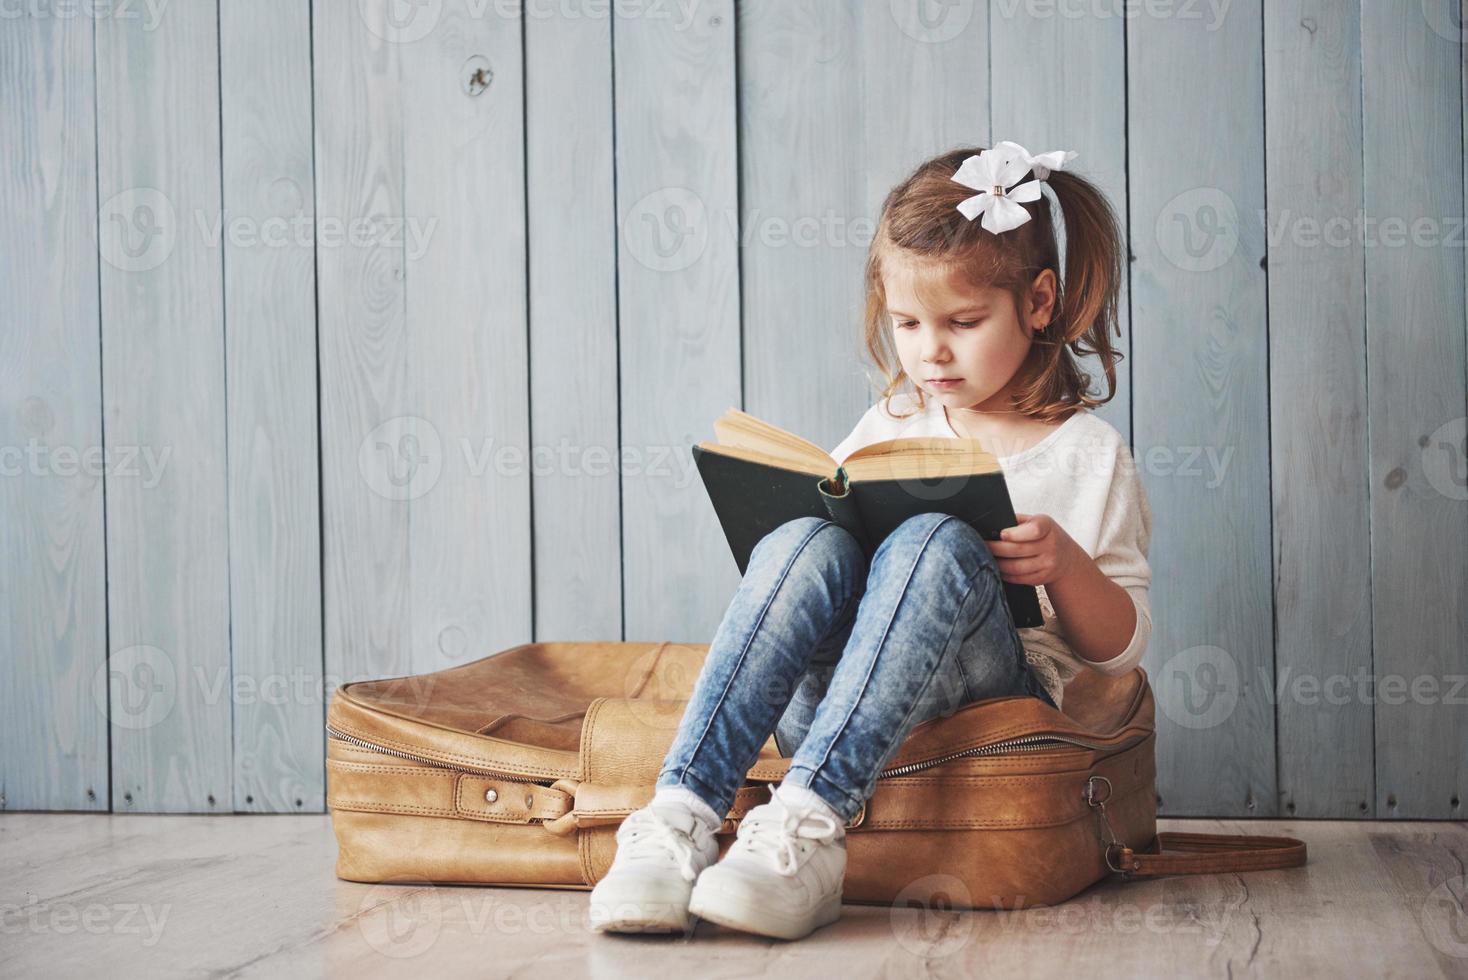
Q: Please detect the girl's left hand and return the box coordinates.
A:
[986,513,1082,586]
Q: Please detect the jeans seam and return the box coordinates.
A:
[796,513,962,782]
[677,517,836,786]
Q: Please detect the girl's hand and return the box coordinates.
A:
[986,513,1083,586]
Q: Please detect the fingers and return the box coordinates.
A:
[999,516,1049,543]
[986,538,1042,558]
[996,556,1051,580]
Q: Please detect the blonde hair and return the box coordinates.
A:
[861,145,1126,424]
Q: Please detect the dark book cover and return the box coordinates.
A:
[692,445,1045,629]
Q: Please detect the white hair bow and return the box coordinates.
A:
[951,141,1078,234]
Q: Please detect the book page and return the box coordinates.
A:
[706,407,835,473]
[842,436,1000,483]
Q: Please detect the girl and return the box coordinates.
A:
[589,141,1153,940]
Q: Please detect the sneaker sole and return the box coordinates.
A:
[687,881,843,940]
[588,883,695,934]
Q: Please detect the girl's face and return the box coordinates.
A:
[883,254,1056,413]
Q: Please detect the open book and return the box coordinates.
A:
[691,407,1044,629]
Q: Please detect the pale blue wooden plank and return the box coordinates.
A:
[0,5,108,811]
[738,1,869,448]
[614,1,743,642]
[95,1,233,811]
[1264,0,1374,818]
[1361,1,1467,819]
[1128,2,1277,816]
[312,0,412,687]
[861,1,990,201]
[401,2,533,671]
[526,9,623,641]
[219,0,324,813]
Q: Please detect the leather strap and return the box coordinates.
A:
[1111,832,1307,877]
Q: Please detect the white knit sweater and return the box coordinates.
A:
[831,392,1153,711]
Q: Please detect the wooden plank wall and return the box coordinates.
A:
[1,1,1463,820]
[95,0,233,812]
[1,8,107,811]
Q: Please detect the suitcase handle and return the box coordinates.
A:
[1111,831,1308,877]
[1085,775,1306,878]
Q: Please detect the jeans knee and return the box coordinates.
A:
[752,516,865,576]
[881,513,996,574]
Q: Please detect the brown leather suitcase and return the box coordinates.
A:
[325,640,1304,908]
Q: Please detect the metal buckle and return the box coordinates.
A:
[1084,775,1128,873]
[844,802,866,830]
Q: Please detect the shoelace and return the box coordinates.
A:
[734,795,842,877]
[617,808,703,882]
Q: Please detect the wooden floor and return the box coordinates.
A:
[1,814,1464,978]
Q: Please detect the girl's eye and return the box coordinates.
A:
[953,320,979,328]
[894,319,917,330]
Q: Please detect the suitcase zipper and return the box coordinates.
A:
[328,724,1137,784]
[325,723,550,784]
[877,732,1131,778]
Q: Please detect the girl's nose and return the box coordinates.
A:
[922,338,948,364]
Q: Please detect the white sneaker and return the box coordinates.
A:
[687,792,847,940]
[588,803,721,934]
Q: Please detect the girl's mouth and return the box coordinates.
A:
[927,378,964,389]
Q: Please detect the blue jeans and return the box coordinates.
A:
[655,512,1057,825]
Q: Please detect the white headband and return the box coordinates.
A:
[950,141,1078,234]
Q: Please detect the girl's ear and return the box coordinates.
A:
[1026,268,1059,332]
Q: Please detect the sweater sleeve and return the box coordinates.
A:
[1077,441,1154,676]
